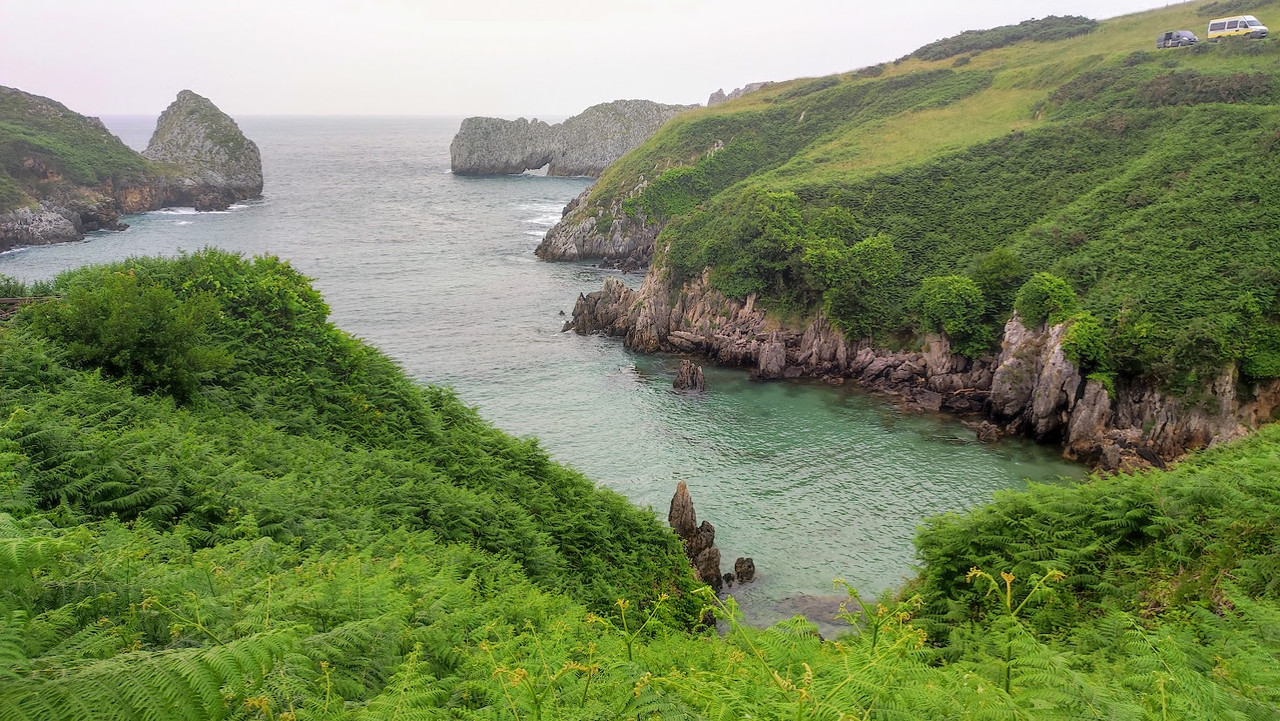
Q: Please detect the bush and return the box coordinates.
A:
[24,271,232,402]
[1014,273,1079,328]
[910,16,1097,62]
[1062,311,1110,372]
[915,275,988,355]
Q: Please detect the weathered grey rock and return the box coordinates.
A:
[144,90,263,211]
[674,359,706,391]
[667,482,727,595]
[565,269,1280,471]
[694,547,723,593]
[667,481,697,539]
[734,557,756,583]
[451,99,692,178]
[707,88,728,106]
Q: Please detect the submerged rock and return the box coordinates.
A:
[674,359,706,391]
[144,90,263,211]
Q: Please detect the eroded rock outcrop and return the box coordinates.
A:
[567,268,1280,470]
[144,90,263,211]
[450,99,691,178]
[673,360,706,392]
[668,482,724,593]
[0,86,262,251]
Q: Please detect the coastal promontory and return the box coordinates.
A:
[0,86,263,252]
[450,99,692,177]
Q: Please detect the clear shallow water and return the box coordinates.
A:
[0,116,1083,632]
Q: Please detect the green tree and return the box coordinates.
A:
[1013,272,1079,328]
[915,275,991,357]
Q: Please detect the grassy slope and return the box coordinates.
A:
[3,253,1280,718]
[589,1,1280,388]
[0,86,154,213]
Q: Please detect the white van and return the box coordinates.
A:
[1207,15,1269,41]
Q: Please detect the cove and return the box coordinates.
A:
[0,116,1083,633]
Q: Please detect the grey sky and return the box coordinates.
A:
[4,0,1176,117]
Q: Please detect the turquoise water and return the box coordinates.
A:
[0,116,1083,632]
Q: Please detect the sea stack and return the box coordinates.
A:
[668,482,724,593]
[674,360,706,392]
[144,90,263,211]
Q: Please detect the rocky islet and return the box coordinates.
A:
[0,86,263,252]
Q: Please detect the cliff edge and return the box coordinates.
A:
[450,99,691,178]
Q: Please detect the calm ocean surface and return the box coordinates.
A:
[0,116,1082,632]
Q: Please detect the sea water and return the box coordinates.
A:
[0,116,1083,633]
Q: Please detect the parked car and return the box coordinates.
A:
[1207,15,1269,41]
[1157,30,1199,48]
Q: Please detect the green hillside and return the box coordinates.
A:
[4,251,1280,718]
[586,1,1280,390]
[0,86,154,213]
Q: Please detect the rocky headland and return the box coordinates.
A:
[450,99,692,178]
[565,269,1280,472]
[0,86,262,252]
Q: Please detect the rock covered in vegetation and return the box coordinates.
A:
[143,90,263,211]
[667,481,724,593]
[673,359,705,391]
[566,269,1280,471]
[535,184,665,267]
[450,99,692,178]
[0,86,262,251]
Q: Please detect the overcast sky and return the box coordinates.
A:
[3,0,1176,118]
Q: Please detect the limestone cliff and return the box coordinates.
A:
[450,99,692,178]
[565,269,1280,471]
[143,90,263,211]
[0,86,262,252]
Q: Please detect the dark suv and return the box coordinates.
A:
[1157,30,1199,48]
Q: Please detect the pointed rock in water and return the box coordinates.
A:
[734,557,756,584]
[144,90,263,211]
[673,359,705,392]
[668,481,698,539]
[667,482,726,593]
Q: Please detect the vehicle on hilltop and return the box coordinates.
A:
[1207,14,1269,40]
[1156,29,1198,48]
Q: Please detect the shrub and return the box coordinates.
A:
[915,276,988,355]
[910,16,1097,62]
[1014,273,1079,328]
[24,271,232,402]
[1062,312,1110,372]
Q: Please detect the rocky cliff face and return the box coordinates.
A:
[533,184,666,269]
[450,99,691,178]
[565,269,1280,471]
[0,87,262,251]
[143,90,263,211]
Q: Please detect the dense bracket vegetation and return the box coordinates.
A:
[907,16,1099,62]
[581,1,1280,393]
[3,252,1280,719]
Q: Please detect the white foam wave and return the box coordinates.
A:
[155,207,199,215]
[524,230,546,237]
[174,220,193,226]
[527,214,560,226]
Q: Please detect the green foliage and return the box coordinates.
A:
[1062,311,1110,372]
[1199,0,1278,16]
[593,212,613,235]
[24,271,232,402]
[1014,272,1080,328]
[5,252,1280,717]
[914,276,990,357]
[908,16,1098,62]
[810,234,905,339]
